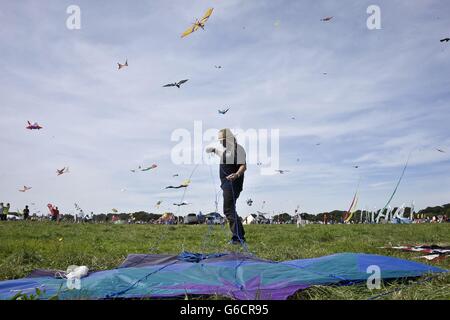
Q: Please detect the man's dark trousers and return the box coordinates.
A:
[222,186,245,241]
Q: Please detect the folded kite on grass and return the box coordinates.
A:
[382,245,450,261]
[0,253,446,300]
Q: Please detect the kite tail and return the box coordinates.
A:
[344,176,361,223]
[208,154,219,213]
[345,196,359,223]
[380,152,412,217]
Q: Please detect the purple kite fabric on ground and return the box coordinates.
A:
[0,252,446,300]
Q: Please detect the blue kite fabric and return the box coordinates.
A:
[0,252,446,300]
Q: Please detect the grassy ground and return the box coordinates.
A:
[0,221,448,300]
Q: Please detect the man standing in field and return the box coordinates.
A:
[0,203,4,221]
[23,205,30,220]
[206,128,247,245]
[2,203,10,221]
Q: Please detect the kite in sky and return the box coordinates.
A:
[321,16,333,22]
[173,202,189,207]
[130,166,142,173]
[173,174,179,177]
[246,199,253,206]
[437,148,446,153]
[165,185,188,189]
[218,108,230,114]
[165,179,191,189]
[118,59,128,70]
[112,209,118,213]
[19,186,32,192]
[163,79,189,88]
[440,38,450,42]
[354,165,359,169]
[26,121,43,130]
[155,200,162,208]
[141,164,158,171]
[275,170,290,174]
[56,167,69,176]
[181,8,214,38]
[214,65,222,69]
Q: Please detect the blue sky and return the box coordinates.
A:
[1,0,449,217]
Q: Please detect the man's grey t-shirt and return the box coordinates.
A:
[219,143,246,193]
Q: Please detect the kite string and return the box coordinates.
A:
[201,222,215,253]
[200,156,221,252]
[178,163,200,214]
[223,169,249,253]
[219,166,254,297]
[203,154,232,249]
[149,164,200,254]
[207,154,219,212]
[366,275,436,300]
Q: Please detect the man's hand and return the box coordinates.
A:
[205,147,216,154]
[226,173,239,181]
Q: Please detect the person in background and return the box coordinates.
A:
[3,203,10,221]
[48,205,58,222]
[23,205,30,220]
[0,203,4,221]
[54,207,60,222]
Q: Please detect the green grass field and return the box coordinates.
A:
[0,222,448,300]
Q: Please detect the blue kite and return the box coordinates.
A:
[0,252,445,300]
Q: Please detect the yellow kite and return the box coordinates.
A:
[181,8,214,38]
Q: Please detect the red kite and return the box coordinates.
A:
[26,121,43,130]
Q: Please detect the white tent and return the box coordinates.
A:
[243,214,269,225]
[243,214,257,225]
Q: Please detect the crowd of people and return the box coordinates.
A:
[0,202,57,222]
